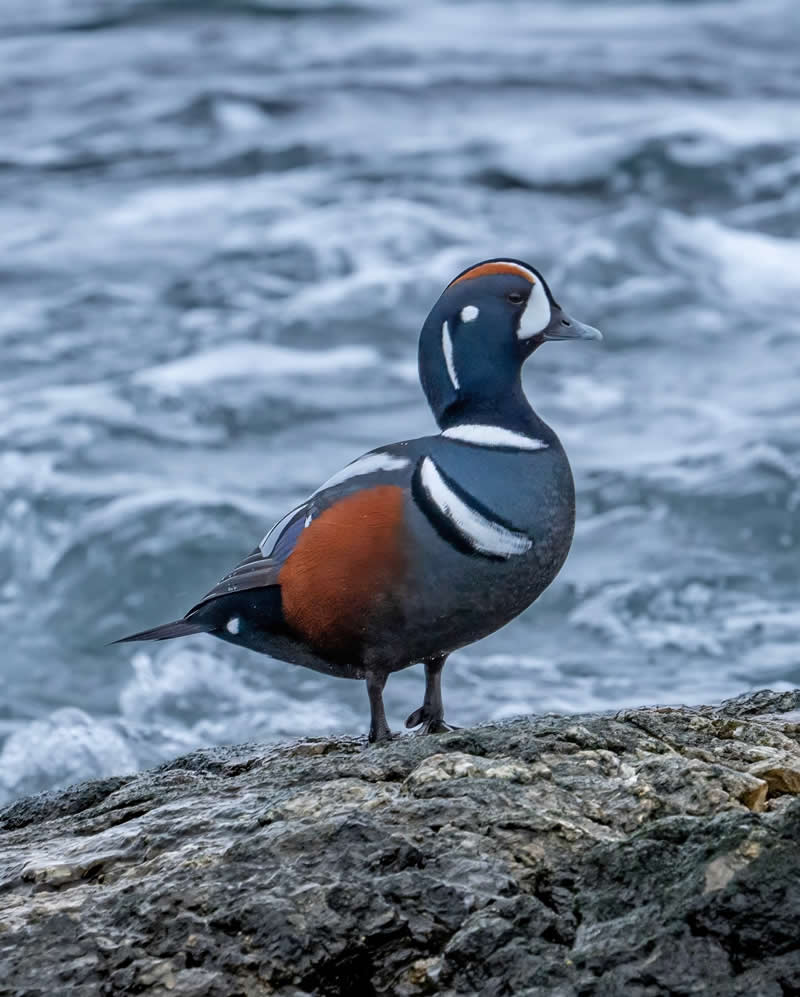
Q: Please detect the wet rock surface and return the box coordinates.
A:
[3,689,800,996]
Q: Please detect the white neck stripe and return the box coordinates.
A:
[441,321,459,390]
[442,425,548,451]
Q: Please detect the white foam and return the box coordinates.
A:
[216,97,266,133]
[556,375,623,414]
[0,708,138,805]
[45,486,267,582]
[117,648,357,749]
[135,343,378,391]
[660,212,800,306]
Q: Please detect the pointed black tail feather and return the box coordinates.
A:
[110,619,215,644]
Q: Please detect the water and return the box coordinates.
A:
[1,0,799,804]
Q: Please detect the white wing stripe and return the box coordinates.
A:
[260,503,305,553]
[419,457,532,558]
[312,452,410,495]
[260,452,410,553]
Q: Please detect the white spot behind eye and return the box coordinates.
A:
[226,617,241,635]
[517,281,551,340]
[442,321,459,390]
[461,305,479,323]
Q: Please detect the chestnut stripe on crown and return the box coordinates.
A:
[449,261,536,287]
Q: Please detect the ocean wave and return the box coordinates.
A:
[1,0,375,36]
[135,342,379,390]
[2,0,799,801]
[0,708,138,805]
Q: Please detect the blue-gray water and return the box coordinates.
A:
[1,0,798,803]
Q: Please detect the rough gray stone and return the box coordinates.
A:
[3,690,800,995]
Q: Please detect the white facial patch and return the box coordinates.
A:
[226,617,241,635]
[517,280,551,340]
[442,424,548,451]
[441,321,459,390]
[418,457,532,558]
[312,451,410,495]
[460,305,479,323]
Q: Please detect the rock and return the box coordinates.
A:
[749,755,800,796]
[2,690,800,995]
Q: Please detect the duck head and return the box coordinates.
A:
[418,258,602,431]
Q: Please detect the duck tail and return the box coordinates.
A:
[110,619,215,644]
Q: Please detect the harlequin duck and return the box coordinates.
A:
[115,259,602,742]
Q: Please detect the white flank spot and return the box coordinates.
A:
[441,321,459,390]
[312,452,410,495]
[226,617,240,635]
[460,305,479,323]
[517,280,551,340]
[442,425,549,451]
[419,457,532,558]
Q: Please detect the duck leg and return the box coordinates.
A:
[405,655,459,734]
[366,670,394,743]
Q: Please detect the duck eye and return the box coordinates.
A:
[506,291,524,305]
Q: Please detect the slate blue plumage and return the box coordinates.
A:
[115,258,602,741]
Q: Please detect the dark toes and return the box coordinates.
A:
[418,719,460,735]
[407,709,461,735]
[368,728,398,744]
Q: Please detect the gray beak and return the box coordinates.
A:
[544,308,603,342]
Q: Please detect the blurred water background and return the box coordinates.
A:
[1,0,799,803]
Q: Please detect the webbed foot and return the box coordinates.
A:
[405,706,460,735]
[405,654,458,735]
[368,725,399,744]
